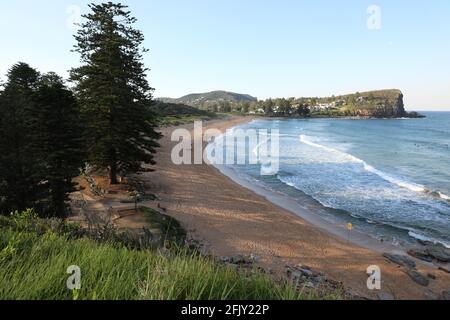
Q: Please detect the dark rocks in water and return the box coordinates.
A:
[407,243,450,263]
[406,111,426,118]
[408,249,434,263]
[406,270,430,287]
[383,253,416,269]
[426,245,450,263]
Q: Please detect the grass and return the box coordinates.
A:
[0,212,343,300]
[158,114,217,126]
[142,207,186,246]
[152,101,220,126]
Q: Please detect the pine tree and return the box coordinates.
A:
[31,73,85,217]
[0,63,42,214]
[70,2,160,184]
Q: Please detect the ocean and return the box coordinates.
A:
[211,112,450,248]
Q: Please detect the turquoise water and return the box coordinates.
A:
[218,112,450,247]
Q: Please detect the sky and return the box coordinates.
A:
[1,0,449,110]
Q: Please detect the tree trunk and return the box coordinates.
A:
[110,163,118,185]
[52,182,67,218]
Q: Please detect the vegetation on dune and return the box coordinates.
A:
[0,211,342,300]
[152,101,218,126]
[142,207,187,246]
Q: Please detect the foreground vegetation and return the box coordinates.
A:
[0,211,343,300]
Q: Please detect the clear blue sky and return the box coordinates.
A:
[1,0,449,110]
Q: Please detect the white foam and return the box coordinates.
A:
[438,192,450,201]
[362,163,426,193]
[408,231,450,248]
[299,135,364,164]
[252,137,270,157]
[299,135,430,195]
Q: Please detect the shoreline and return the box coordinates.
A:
[211,120,449,251]
[220,117,450,250]
[144,115,450,300]
[212,163,401,255]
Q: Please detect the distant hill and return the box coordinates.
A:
[159,90,257,107]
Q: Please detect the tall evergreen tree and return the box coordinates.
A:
[31,73,85,217]
[70,2,160,184]
[0,63,41,214]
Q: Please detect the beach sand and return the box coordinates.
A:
[143,116,450,300]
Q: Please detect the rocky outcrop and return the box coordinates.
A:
[308,89,424,119]
[383,252,433,288]
[407,242,450,263]
[348,90,423,118]
[383,253,417,268]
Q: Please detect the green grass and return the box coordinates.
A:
[0,213,343,300]
[158,114,217,126]
[142,207,186,246]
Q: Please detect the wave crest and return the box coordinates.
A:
[299,135,450,200]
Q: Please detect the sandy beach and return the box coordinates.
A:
[143,116,450,300]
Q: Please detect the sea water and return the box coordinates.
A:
[213,112,450,248]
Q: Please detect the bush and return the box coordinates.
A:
[0,211,342,300]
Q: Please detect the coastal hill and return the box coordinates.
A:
[318,89,420,118]
[159,90,257,108]
[158,89,422,118]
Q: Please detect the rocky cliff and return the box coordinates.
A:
[331,89,423,118]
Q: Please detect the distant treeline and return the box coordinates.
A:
[0,3,160,217]
[193,89,407,118]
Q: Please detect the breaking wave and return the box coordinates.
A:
[299,135,450,201]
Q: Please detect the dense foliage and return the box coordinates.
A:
[0,2,161,216]
[0,64,84,217]
[70,2,161,184]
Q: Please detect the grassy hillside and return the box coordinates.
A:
[151,101,218,126]
[0,211,342,300]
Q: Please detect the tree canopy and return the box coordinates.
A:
[70,2,160,184]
